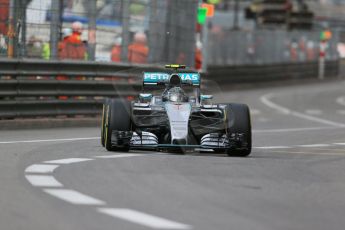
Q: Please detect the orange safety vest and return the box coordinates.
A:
[58,39,68,59]
[59,41,86,60]
[57,38,86,83]
[65,32,82,44]
[128,43,149,64]
[0,0,9,35]
[111,45,121,62]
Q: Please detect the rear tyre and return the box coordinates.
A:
[101,98,110,147]
[105,99,132,152]
[225,103,252,157]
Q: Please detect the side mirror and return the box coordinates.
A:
[139,93,153,102]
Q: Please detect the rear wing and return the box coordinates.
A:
[143,72,200,87]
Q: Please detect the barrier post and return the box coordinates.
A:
[318,40,326,80]
[201,19,209,73]
[50,0,62,60]
[120,0,130,63]
[7,0,15,58]
[88,0,97,61]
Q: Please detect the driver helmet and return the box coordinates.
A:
[163,87,188,103]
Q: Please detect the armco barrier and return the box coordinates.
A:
[0,59,340,118]
[206,61,339,84]
[0,58,163,77]
[0,59,162,118]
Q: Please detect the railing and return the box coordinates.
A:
[0,59,162,118]
[207,29,339,66]
[0,59,340,119]
[206,61,339,84]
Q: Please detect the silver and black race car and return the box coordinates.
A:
[101,64,251,157]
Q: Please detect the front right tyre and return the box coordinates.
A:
[224,103,252,157]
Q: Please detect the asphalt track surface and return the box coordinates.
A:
[1,79,345,230]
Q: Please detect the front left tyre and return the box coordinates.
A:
[104,98,132,152]
[101,98,110,147]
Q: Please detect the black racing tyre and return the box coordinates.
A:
[225,103,252,157]
[105,98,132,152]
[101,98,110,147]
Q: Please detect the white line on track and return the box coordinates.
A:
[98,208,191,230]
[305,109,323,115]
[260,93,290,114]
[25,154,192,229]
[94,154,143,159]
[297,144,331,148]
[44,189,106,205]
[336,96,345,106]
[254,143,345,149]
[0,137,99,144]
[257,118,269,122]
[25,143,345,229]
[44,158,93,164]
[25,164,59,173]
[254,146,291,149]
[26,175,63,187]
[336,110,345,115]
[261,93,345,127]
[290,112,345,127]
[253,126,341,133]
[250,109,261,115]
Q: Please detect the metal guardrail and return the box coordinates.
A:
[0,58,162,76]
[0,80,141,97]
[206,61,339,84]
[0,59,340,118]
[0,59,163,118]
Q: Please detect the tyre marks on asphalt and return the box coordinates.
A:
[25,154,191,230]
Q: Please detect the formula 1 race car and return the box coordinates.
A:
[101,64,251,156]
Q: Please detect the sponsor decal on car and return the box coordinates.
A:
[143,72,200,85]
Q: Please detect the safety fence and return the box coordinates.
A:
[0,59,339,119]
[207,29,339,66]
[0,0,198,67]
[207,61,339,84]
